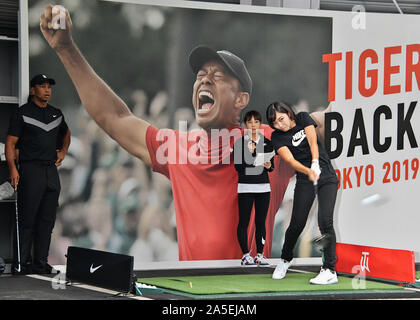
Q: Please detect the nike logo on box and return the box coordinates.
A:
[90,264,103,273]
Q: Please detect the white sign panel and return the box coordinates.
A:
[327,11,420,254]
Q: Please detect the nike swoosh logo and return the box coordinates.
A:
[89,264,103,273]
[291,130,306,147]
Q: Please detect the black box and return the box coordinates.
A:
[66,246,134,294]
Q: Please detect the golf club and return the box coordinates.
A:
[312,234,331,250]
[14,190,21,273]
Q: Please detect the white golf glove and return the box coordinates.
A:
[311,159,321,179]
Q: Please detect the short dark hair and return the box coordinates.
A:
[243,110,262,123]
[266,101,296,129]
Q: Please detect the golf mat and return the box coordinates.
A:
[408,271,420,288]
[138,272,404,298]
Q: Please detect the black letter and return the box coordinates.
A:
[347,108,369,157]
[325,112,343,159]
[397,101,418,150]
[373,105,392,153]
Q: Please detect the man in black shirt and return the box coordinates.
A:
[5,74,71,275]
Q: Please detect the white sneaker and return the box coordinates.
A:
[309,268,338,285]
[241,253,256,266]
[272,259,292,279]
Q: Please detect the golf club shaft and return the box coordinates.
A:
[14,190,21,272]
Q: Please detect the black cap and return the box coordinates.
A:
[30,74,56,87]
[189,45,252,94]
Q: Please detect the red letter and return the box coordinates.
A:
[335,169,341,189]
[354,165,364,187]
[384,46,402,95]
[343,167,353,189]
[365,164,374,186]
[359,49,378,97]
[406,44,420,92]
[346,51,353,100]
[323,52,343,102]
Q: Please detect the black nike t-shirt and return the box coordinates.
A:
[7,101,69,162]
[270,112,336,181]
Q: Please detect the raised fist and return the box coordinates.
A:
[40,4,73,51]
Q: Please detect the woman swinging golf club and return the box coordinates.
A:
[266,101,339,285]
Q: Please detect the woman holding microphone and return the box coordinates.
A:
[234,110,274,266]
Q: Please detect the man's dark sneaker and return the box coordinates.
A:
[32,264,60,275]
[11,263,32,275]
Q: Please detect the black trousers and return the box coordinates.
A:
[14,161,60,272]
[237,192,270,254]
[281,176,338,270]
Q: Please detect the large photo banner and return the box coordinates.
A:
[26,0,419,267]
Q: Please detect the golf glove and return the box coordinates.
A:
[311,159,321,177]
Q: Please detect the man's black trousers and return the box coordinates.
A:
[15,161,60,272]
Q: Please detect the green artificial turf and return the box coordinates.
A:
[138,272,403,296]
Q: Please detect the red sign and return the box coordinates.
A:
[335,242,416,283]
